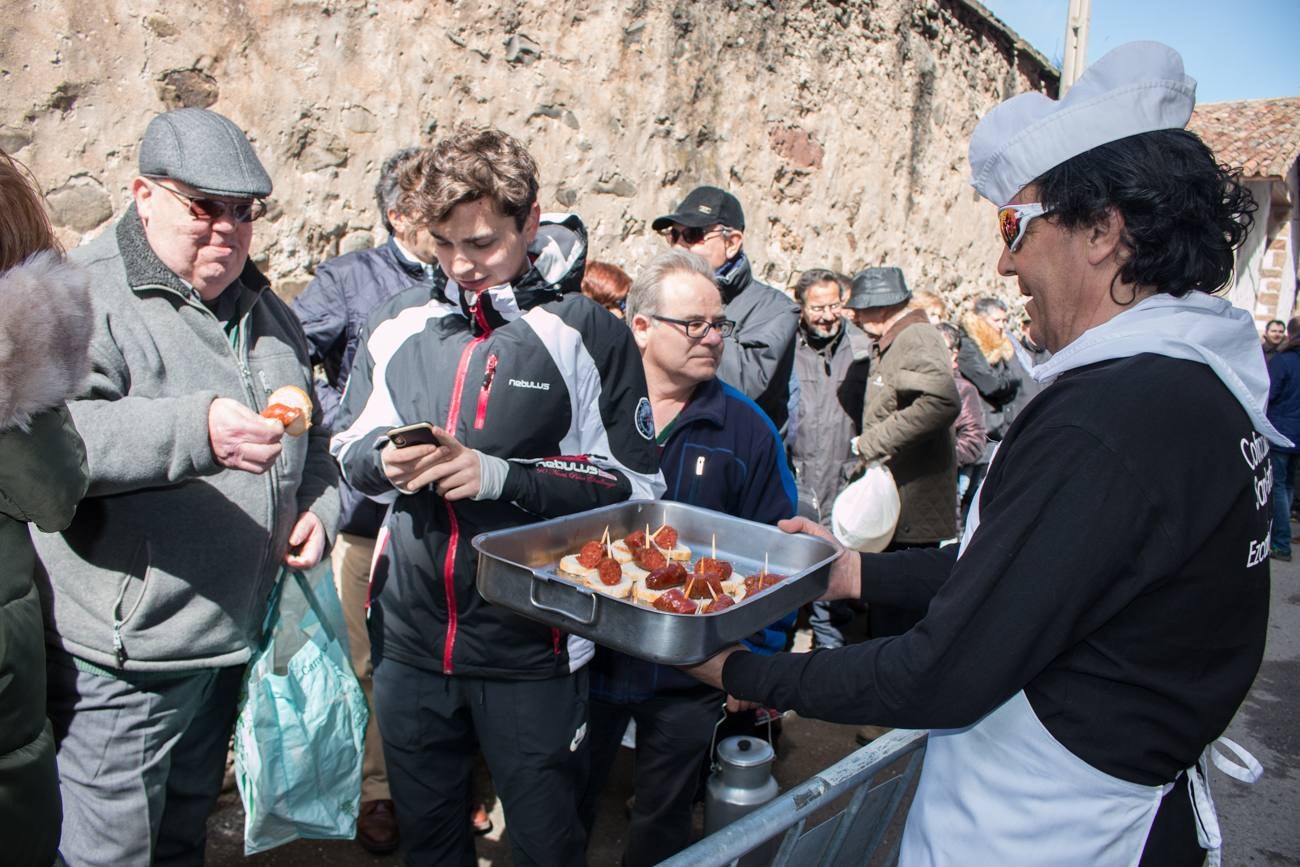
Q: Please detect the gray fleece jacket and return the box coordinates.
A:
[32,207,339,671]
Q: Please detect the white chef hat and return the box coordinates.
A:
[969,41,1196,206]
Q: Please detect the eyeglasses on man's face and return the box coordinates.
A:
[997,202,1051,252]
[805,301,844,316]
[658,224,728,246]
[149,179,267,224]
[650,314,736,339]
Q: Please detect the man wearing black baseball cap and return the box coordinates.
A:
[36,107,338,865]
[652,186,799,433]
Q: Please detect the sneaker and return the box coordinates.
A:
[1270,547,1291,562]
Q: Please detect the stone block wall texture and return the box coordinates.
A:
[0,0,1055,306]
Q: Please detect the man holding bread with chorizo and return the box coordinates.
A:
[32,108,338,866]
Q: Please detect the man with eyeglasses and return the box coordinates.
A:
[651,186,800,435]
[34,107,339,865]
[788,268,871,650]
[687,42,1276,865]
[580,249,796,867]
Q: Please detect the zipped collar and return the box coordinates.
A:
[716,251,754,305]
[663,377,729,438]
[386,236,431,280]
[428,213,589,336]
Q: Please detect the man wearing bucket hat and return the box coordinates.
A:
[842,266,958,639]
[689,42,1274,864]
[32,108,339,865]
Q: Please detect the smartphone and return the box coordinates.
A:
[386,422,439,448]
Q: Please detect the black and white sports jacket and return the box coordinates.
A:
[332,214,664,679]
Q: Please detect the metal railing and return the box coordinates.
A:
[659,728,928,867]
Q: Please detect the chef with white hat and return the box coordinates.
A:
[688,41,1276,865]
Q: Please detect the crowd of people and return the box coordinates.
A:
[0,38,1281,867]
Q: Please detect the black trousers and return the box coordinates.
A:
[580,685,724,867]
[372,657,589,867]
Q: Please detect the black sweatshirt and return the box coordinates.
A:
[725,354,1270,786]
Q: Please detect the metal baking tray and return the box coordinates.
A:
[472,500,838,665]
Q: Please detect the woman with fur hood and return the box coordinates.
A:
[0,150,92,866]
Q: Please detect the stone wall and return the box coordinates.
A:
[1,0,1056,307]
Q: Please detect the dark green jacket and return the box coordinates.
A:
[0,411,87,865]
[0,251,93,866]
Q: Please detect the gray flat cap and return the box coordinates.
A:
[845,267,911,309]
[139,108,272,198]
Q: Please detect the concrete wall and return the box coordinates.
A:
[0,0,1056,304]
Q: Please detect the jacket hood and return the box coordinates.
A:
[0,251,93,432]
[439,212,588,334]
[960,311,1015,365]
[1029,291,1291,447]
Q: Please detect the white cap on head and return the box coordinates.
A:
[969,41,1196,206]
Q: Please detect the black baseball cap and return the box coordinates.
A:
[651,185,745,232]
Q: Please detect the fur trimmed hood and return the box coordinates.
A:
[960,310,1015,366]
[0,251,92,431]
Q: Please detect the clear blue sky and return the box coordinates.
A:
[980,0,1300,103]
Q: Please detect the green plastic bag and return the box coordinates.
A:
[234,562,369,855]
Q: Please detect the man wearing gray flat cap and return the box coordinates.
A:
[33,107,338,865]
[689,41,1274,865]
[841,266,958,639]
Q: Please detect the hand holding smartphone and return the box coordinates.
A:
[387,423,461,450]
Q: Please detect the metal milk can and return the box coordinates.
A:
[704,735,780,835]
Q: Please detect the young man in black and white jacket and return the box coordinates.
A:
[332,128,662,867]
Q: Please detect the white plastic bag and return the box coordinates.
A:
[831,461,900,552]
[234,563,369,855]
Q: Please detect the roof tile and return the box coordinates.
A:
[1189,96,1300,179]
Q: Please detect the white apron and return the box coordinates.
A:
[898,450,1261,866]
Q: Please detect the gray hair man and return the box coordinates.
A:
[33,108,339,865]
[290,146,436,854]
[581,249,797,867]
[689,41,1275,865]
[651,186,800,434]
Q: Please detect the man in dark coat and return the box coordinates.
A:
[652,186,800,434]
[844,267,959,637]
[1266,317,1300,560]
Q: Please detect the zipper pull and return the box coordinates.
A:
[257,369,272,397]
[695,456,706,476]
[482,354,498,389]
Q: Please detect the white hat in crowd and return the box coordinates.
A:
[969,41,1197,206]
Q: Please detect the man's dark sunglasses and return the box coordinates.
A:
[650,314,736,339]
[149,179,267,224]
[657,224,726,246]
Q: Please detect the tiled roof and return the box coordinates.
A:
[1189,96,1300,179]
